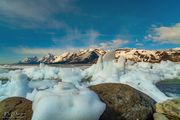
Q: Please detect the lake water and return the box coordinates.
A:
[156,81,180,97]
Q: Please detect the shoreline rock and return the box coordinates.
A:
[90,83,156,120]
[0,85,179,120]
[0,97,32,120]
[153,113,169,120]
[155,98,180,120]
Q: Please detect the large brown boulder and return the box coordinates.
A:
[90,83,156,120]
[0,97,32,120]
[155,98,180,120]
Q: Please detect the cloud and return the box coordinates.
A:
[12,38,129,56]
[56,29,100,41]
[13,48,66,56]
[53,29,129,49]
[135,43,144,46]
[145,23,180,44]
[0,0,77,29]
[53,29,101,46]
[12,28,129,56]
[90,39,129,49]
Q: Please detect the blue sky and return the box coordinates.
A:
[0,0,180,63]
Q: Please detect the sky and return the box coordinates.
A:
[0,0,180,64]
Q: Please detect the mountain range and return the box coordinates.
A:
[18,48,180,64]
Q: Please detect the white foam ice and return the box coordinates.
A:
[0,55,179,102]
[0,53,179,119]
[31,82,106,120]
[0,64,105,120]
[84,51,180,102]
[60,68,83,87]
[0,70,31,101]
[28,80,59,90]
[23,63,62,80]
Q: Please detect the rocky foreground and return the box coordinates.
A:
[90,83,155,120]
[18,48,180,64]
[0,83,179,120]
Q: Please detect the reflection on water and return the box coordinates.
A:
[156,80,180,97]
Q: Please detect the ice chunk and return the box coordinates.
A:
[23,64,61,80]
[26,89,38,101]
[84,58,180,102]
[103,51,115,62]
[0,71,31,100]
[32,82,106,120]
[28,80,58,90]
[61,68,83,86]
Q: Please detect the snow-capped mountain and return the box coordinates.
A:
[19,56,39,64]
[18,49,105,64]
[18,48,180,64]
[51,49,105,64]
[39,53,55,63]
[115,48,180,63]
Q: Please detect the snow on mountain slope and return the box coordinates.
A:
[39,53,55,63]
[18,48,180,64]
[53,52,71,63]
[19,56,39,64]
[19,49,104,64]
[115,48,180,63]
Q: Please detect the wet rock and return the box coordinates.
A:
[155,98,180,120]
[153,113,169,120]
[90,83,156,120]
[0,97,32,120]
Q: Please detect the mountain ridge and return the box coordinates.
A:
[18,48,180,64]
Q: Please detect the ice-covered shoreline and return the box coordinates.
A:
[0,54,179,101]
[0,51,179,120]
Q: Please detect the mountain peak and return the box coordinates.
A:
[18,48,180,64]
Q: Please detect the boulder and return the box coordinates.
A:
[153,113,169,120]
[90,83,156,120]
[155,98,180,120]
[0,97,32,120]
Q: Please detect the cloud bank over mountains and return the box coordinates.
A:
[145,23,180,44]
